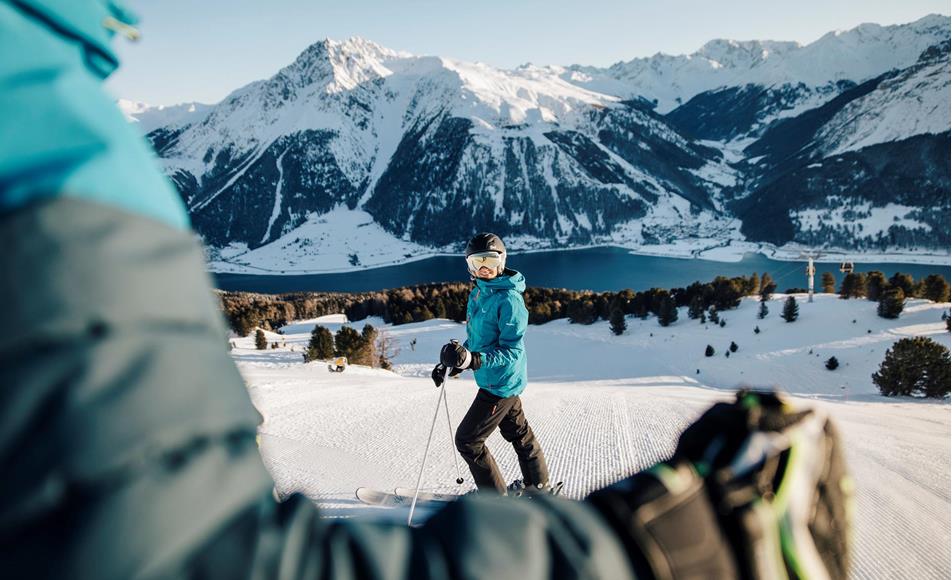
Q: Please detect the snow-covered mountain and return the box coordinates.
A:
[571,14,950,113]
[133,15,950,271]
[119,99,212,134]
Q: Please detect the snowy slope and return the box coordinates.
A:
[813,43,951,156]
[235,295,950,579]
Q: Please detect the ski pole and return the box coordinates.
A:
[408,366,447,526]
[442,379,465,487]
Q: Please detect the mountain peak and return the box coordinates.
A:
[696,38,800,67]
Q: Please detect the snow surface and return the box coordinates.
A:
[208,207,451,273]
[236,295,950,579]
[794,202,932,237]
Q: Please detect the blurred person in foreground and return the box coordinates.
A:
[0,1,853,578]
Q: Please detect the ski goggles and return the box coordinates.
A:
[466,251,504,272]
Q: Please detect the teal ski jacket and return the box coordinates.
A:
[465,269,530,398]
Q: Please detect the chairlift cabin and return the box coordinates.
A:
[839,262,854,274]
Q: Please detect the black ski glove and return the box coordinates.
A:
[586,390,852,580]
[430,363,463,387]
[439,340,482,370]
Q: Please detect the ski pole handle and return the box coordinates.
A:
[431,363,447,388]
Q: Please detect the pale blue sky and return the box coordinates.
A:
[107,0,950,106]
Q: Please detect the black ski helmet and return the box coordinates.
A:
[465,232,506,257]
[465,232,507,275]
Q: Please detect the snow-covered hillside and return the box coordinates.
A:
[236,294,950,579]
[813,42,951,156]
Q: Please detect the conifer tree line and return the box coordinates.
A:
[219,272,948,336]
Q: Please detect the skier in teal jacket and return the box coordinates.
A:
[435,233,550,494]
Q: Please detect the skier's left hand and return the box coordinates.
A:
[440,340,482,370]
[430,363,464,387]
[431,364,446,387]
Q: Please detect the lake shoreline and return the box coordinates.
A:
[209,241,950,277]
[213,247,950,294]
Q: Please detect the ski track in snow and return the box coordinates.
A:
[238,296,950,579]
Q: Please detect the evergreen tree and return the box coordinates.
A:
[839,273,866,299]
[568,299,598,325]
[334,326,363,360]
[305,325,335,362]
[872,337,950,398]
[821,272,836,293]
[255,329,267,350]
[658,295,679,327]
[754,326,761,334]
[711,276,744,310]
[921,274,950,303]
[865,271,887,301]
[758,300,769,319]
[687,295,705,320]
[719,319,726,328]
[781,296,799,322]
[825,356,839,370]
[609,307,627,336]
[888,273,916,297]
[729,341,738,353]
[707,307,720,324]
[877,288,905,319]
[705,345,715,357]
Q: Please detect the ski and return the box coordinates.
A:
[356,487,449,508]
[357,481,565,508]
[356,487,412,508]
[393,482,565,502]
[394,487,466,503]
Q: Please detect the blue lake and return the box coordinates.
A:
[213,247,950,294]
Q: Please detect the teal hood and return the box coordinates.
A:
[465,269,529,398]
[0,0,189,230]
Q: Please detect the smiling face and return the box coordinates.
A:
[475,265,498,279]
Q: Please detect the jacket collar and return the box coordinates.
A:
[474,269,526,293]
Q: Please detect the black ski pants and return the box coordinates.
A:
[455,389,549,493]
